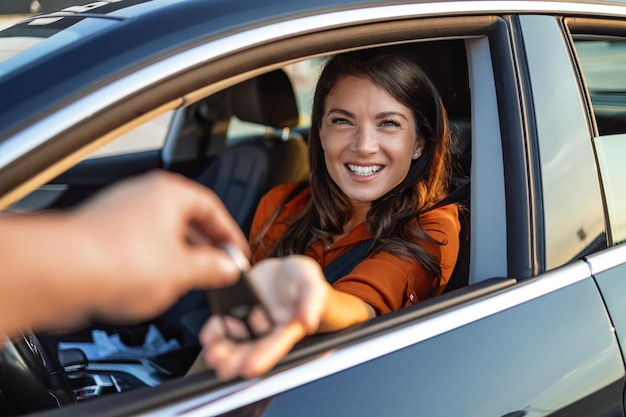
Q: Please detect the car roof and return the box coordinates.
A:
[1,0,625,142]
[0,0,373,140]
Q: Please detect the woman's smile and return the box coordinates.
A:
[320,75,422,205]
[346,163,384,178]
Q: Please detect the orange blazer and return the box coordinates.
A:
[249,183,461,315]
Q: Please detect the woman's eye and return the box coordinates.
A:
[331,117,349,125]
[380,119,401,127]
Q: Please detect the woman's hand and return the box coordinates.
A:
[200,255,329,380]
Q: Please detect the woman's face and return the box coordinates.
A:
[319,75,423,210]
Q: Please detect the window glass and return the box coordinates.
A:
[575,39,626,136]
[575,38,626,246]
[90,110,172,158]
[227,58,325,141]
[521,17,605,269]
[576,40,626,93]
[593,134,626,245]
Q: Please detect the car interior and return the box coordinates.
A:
[2,38,476,413]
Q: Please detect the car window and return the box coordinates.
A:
[574,37,626,246]
[0,7,529,413]
[90,110,172,158]
[575,39,626,93]
[575,38,626,136]
[593,134,626,245]
[521,16,605,270]
[227,58,325,142]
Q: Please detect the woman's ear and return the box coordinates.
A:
[412,138,426,160]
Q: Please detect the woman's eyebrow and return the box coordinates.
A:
[326,108,354,118]
[375,111,409,121]
[326,109,409,121]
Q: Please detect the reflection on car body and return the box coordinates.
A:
[1,0,626,416]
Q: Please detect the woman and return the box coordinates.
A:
[200,47,460,379]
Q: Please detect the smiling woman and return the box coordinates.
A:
[320,75,422,207]
[256,47,460,302]
[199,48,461,380]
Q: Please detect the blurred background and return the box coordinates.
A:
[0,0,93,29]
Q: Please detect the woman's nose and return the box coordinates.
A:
[350,126,378,154]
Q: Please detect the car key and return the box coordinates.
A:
[206,244,274,342]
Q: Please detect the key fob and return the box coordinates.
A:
[207,245,274,341]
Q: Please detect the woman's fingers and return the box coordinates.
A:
[200,255,331,380]
[201,317,308,380]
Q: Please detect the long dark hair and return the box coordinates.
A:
[256,47,452,285]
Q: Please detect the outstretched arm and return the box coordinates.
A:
[200,255,375,380]
[0,171,247,338]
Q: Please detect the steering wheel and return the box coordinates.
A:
[0,332,76,414]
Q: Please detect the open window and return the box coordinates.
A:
[3,12,518,417]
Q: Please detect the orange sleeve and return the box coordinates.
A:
[248,182,301,263]
[333,204,460,315]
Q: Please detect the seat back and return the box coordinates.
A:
[196,69,309,234]
[442,117,471,293]
[441,181,470,294]
[449,117,471,187]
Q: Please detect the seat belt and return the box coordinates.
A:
[428,180,469,212]
[323,239,374,284]
[322,181,469,285]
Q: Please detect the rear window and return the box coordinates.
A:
[227,58,325,141]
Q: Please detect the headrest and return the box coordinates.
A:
[231,69,299,129]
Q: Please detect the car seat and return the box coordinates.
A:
[195,68,309,235]
[442,117,471,294]
[157,69,311,351]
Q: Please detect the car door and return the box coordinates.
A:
[115,13,625,417]
[567,17,626,411]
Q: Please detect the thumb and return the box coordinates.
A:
[185,246,242,289]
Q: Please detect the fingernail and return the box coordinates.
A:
[221,243,250,271]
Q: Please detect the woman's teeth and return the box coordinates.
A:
[347,164,382,176]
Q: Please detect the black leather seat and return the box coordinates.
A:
[448,117,471,188]
[196,69,309,235]
[90,71,310,353]
[441,181,470,294]
[442,117,471,294]
[154,70,311,348]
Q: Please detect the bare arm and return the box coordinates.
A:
[200,255,375,380]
